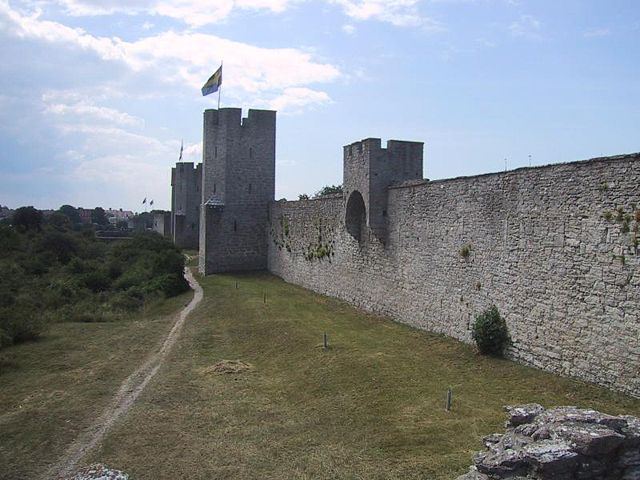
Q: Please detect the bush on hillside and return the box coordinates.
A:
[0,220,190,350]
[472,305,509,356]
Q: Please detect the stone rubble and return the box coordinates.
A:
[457,404,640,480]
[69,464,129,480]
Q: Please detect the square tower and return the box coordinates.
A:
[199,108,276,274]
[343,138,423,241]
[171,162,202,249]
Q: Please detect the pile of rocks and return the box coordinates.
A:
[69,464,129,480]
[457,404,640,480]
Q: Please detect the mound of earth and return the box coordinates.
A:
[203,359,253,374]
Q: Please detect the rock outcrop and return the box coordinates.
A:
[457,404,640,480]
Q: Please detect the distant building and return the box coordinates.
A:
[77,208,92,224]
[106,208,134,221]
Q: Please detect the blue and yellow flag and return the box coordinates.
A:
[201,65,222,96]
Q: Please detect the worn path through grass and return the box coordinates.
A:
[92,271,640,479]
[47,267,203,479]
[0,284,194,480]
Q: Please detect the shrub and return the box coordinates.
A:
[109,291,144,312]
[460,244,472,258]
[472,305,509,356]
[80,269,112,293]
[0,305,46,345]
[12,206,43,232]
[144,273,190,297]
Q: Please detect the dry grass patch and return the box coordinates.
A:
[202,359,253,375]
[0,290,192,480]
[91,271,640,480]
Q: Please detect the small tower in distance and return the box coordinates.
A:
[171,162,202,249]
[343,138,423,242]
[199,108,276,274]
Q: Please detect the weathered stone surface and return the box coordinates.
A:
[455,466,491,480]
[462,405,640,480]
[506,404,545,427]
[267,151,640,397]
[70,464,128,480]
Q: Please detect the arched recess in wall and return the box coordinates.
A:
[345,191,367,243]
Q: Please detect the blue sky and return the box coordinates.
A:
[1,0,639,211]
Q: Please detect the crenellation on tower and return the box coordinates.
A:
[199,107,276,274]
[343,137,424,242]
[171,161,202,249]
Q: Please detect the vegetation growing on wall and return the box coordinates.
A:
[0,208,190,350]
[271,215,292,252]
[603,205,639,251]
[305,217,335,261]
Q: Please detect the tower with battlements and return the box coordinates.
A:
[199,108,276,274]
[171,162,202,249]
[343,138,423,242]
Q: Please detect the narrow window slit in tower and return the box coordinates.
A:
[249,183,252,193]
[233,220,237,232]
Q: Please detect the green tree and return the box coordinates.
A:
[314,185,343,198]
[58,205,81,225]
[12,206,43,232]
[91,207,109,226]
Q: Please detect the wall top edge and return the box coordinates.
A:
[389,152,640,190]
[271,193,344,205]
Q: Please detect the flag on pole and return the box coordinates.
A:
[179,140,183,161]
[201,65,222,96]
[142,197,147,204]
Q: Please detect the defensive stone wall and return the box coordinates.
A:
[268,153,640,397]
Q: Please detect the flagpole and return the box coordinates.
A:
[217,61,223,110]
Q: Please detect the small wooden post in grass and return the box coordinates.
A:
[323,332,328,349]
[263,292,266,303]
[445,388,453,412]
[235,281,238,289]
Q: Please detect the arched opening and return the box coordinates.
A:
[345,191,367,242]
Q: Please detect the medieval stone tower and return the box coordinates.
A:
[343,138,423,242]
[171,162,202,249]
[199,108,276,274]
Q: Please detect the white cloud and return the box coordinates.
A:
[0,1,343,209]
[509,14,542,40]
[44,102,144,127]
[268,87,332,113]
[54,0,292,27]
[183,141,201,161]
[1,3,341,101]
[342,23,356,34]
[330,0,442,29]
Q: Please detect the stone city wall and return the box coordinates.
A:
[268,154,640,397]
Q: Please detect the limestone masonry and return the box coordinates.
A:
[173,107,640,397]
[457,404,640,479]
[171,161,201,249]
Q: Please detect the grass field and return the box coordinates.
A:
[87,271,640,480]
[0,291,193,480]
